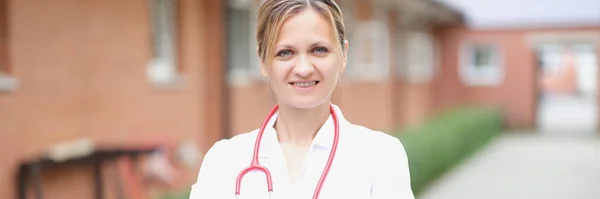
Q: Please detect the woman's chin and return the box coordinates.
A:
[282,98,330,110]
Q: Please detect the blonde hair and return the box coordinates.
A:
[256,0,346,68]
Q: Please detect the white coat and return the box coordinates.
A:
[189,104,415,199]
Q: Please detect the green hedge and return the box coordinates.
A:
[394,106,503,194]
[156,192,189,199]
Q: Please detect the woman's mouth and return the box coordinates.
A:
[289,81,319,91]
[291,81,319,87]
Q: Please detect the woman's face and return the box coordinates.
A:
[261,8,348,109]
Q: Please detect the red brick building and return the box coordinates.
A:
[434,26,600,129]
[0,0,228,198]
[0,0,598,198]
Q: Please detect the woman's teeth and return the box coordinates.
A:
[292,81,318,87]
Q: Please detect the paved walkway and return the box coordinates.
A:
[537,95,597,136]
[418,132,600,199]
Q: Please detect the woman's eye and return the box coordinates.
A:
[313,47,329,54]
[276,50,293,57]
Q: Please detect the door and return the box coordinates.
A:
[535,42,598,136]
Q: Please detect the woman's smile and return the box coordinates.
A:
[289,80,320,92]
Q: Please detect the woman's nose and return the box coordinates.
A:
[293,55,315,77]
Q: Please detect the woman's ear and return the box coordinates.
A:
[341,40,349,74]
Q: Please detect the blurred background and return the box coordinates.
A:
[0,0,599,199]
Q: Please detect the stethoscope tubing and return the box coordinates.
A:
[234,104,340,199]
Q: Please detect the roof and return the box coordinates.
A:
[436,0,600,29]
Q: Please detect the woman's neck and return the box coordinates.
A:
[274,102,330,147]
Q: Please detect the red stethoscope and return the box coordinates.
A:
[234,104,341,199]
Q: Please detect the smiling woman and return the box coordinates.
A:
[189,1,415,199]
[259,3,346,110]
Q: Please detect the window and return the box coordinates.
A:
[226,1,261,86]
[403,31,438,83]
[0,0,16,92]
[340,0,391,82]
[459,42,504,86]
[347,20,390,81]
[572,44,598,96]
[147,0,179,86]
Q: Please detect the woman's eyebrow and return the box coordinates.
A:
[275,40,332,50]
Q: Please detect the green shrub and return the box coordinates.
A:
[394,106,503,195]
[156,192,189,199]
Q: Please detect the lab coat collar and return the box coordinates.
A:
[259,104,346,158]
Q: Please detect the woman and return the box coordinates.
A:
[189,0,414,198]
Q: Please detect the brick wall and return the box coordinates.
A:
[0,0,223,198]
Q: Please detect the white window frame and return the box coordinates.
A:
[347,20,390,81]
[340,0,391,82]
[571,43,598,96]
[459,42,504,86]
[146,0,180,87]
[402,30,439,83]
[0,33,17,92]
[395,28,406,77]
[226,0,262,86]
[0,73,17,92]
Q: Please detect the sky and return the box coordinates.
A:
[435,0,600,28]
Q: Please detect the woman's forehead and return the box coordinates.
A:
[275,9,337,47]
